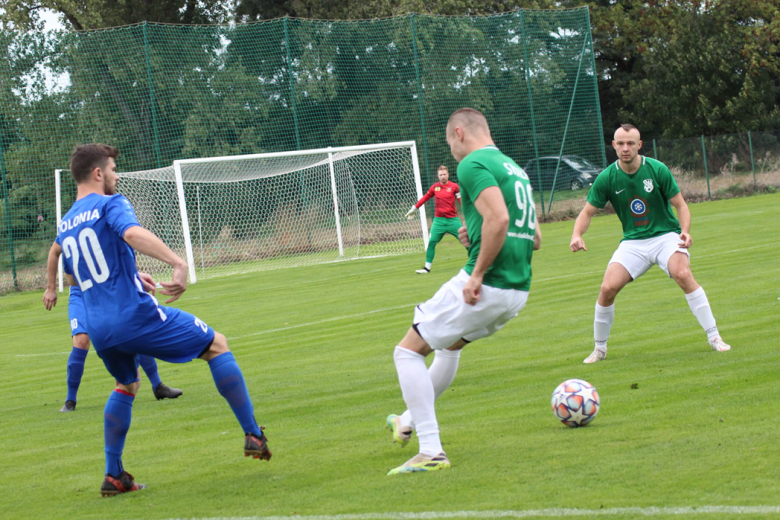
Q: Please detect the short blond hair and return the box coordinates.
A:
[438,165,448,172]
[447,108,490,134]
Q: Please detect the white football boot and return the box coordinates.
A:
[415,267,430,274]
[709,337,731,352]
[583,347,607,364]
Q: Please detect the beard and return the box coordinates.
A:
[104,177,116,195]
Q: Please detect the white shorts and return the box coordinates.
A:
[413,270,529,350]
[609,231,690,280]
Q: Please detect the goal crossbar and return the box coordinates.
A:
[55,141,429,290]
[174,141,417,166]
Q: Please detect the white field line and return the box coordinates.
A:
[696,242,776,258]
[17,242,771,356]
[16,350,97,357]
[226,303,415,340]
[159,505,780,520]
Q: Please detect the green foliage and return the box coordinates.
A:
[0,194,779,518]
[0,0,231,31]
[0,10,604,289]
[588,0,780,139]
[234,0,554,22]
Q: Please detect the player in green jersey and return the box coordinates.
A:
[386,108,541,475]
[570,124,731,363]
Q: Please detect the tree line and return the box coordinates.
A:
[2,0,777,140]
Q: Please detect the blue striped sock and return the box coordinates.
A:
[104,390,134,477]
[66,347,89,403]
[208,352,261,436]
[138,355,162,391]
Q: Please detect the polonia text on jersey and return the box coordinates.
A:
[59,209,101,233]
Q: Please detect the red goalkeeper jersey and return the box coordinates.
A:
[415,182,461,218]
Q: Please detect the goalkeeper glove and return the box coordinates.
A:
[405,206,418,220]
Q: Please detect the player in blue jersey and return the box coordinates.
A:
[60,282,183,413]
[43,144,270,497]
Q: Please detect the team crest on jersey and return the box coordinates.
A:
[446,187,452,192]
[643,179,654,193]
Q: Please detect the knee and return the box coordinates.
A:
[201,332,230,361]
[673,269,697,291]
[73,334,90,350]
[672,266,693,282]
[599,283,620,301]
[117,380,140,395]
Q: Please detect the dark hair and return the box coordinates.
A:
[620,123,639,134]
[70,144,119,184]
[438,165,449,171]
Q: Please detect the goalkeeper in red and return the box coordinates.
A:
[406,165,465,274]
[571,124,731,363]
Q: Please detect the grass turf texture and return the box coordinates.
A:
[0,193,778,520]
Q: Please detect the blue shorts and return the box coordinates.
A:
[68,288,89,336]
[95,308,216,385]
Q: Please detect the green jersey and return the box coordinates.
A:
[457,145,536,291]
[587,156,681,241]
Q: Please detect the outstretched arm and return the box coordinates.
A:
[123,226,187,303]
[462,186,509,305]
[43,242,62,310]
[570,202,599,252]
[406,187,435,218]
[670,193,692,248]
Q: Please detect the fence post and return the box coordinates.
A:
[410,13,430,188]
[284,17,301,151]
[142,22,162,168]
[748,130,756,189]
[547,32,589,214]
[701,135,711,200]
[0,126,17,290]
[585,8,608,169]
[520,9,544,216]
[652,139,657,160]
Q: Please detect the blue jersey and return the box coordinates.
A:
[56,193,178,350]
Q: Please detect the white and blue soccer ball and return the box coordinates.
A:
[551,379,600,427]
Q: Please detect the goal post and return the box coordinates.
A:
[173,160,198,284]
[55,169,64,294]
[55,141,428,288]
[410,141,430,250]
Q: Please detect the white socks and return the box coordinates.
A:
[400,348,461,430]
[594,303,615,351]
[425,262,432,270]
[685,287,719,340]
[393,346,442,456]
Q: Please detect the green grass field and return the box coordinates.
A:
[1,194,779,520]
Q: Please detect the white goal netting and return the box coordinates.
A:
[58,142,429,286]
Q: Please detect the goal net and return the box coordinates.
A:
[56,142,429,287]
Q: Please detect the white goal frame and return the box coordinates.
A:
[56,141,429,290]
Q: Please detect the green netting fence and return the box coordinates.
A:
[0,9,606,293]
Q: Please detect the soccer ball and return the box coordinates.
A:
[551,379,600,427]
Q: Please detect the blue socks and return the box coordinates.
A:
[66,347,89,403]
[208,352,261,436]
[104,390,134,477]
[138,355,162,391]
